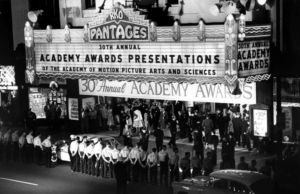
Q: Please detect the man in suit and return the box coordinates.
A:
[54,105,62,131]
[44,102,52,129]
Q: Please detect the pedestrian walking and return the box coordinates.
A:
[42,135,52,168]
[180,152,191,180]
[94,138,103,177]
[26,130,34,164]
[158,145,169,186]
[19,132,26,163]
[169,147,179,184]
[11,130,19,162]
[33,132,43,166]
[202,115,213,149]
[79,136,87,174]
[154,127,164,152]
[147,148,158,185]
[128,142,140,182]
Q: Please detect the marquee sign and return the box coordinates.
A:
[89,4,149,42]
[35,42,225,83]
[238,40,270,77]
[0,66,16,86]
[79,79,256,104]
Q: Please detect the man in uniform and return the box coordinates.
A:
[169,147,179,184]
[26,130,34,164]
[42,135,52,168]
[68,135,76,171]
[11,130,19,162]
[94,138,103,177]
[111,144,120,179]
[34,132,43,166]
[147,148,158,185]
[3,129,12,162]
[138,146,148,184]
[70,136,80,172]
[128,142,140,183]
[102,141,112,178]
[158,145,169,186]
[120,142,131,181]
[85,139,95,175]
[78,136,87,174]
[180,152,191,180]
[19,132,26,163]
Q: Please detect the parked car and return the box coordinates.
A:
[54,134,125,162]
[172,170,274,194]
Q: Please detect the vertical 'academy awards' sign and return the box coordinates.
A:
[89,5,149,41]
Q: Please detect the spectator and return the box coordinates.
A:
[202,114,213,149]
[237,156,249,170]
[203,152,213,176]
[259,159,272,177]
[169,147,179,184]
[232,112,242,146]
[192,128,204,162]
[209,130,219,166]
[191,155,202,177]
[249,159,257,171]
[180,152,191,180]
[168,115,177,147]
[154,127,164,152]
[81,108,89,134]
[228,132,236,168]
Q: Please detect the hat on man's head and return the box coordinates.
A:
[70,134,75,139]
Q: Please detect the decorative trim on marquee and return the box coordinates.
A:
[245,74,271,83]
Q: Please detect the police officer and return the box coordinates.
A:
[169,147,179,184]
[26,131,34,164]
[11,130,19,162]
[147,148,158,185]
[138,146,148,184]
[111,144,120,179]
[19,132,26,163]
[42,135,52,168]
[158,145,169,186]
[94,138,103,177]
[68,135,76,171]
[120,143,131,181]
[70,136,80,172]
[78,136,87,174]
[34,132,43,166]
[128,142,140,183]
[85,139,95,175]
[102,141,112,178]
[3,129,12,162]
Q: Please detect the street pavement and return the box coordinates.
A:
[0,126,276,194]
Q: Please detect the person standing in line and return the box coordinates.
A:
[154,127,164,152]
[120,143,131,181]
[111,144,120,179]
[128,142,140,183]
[158,145,169,186]
[203,152,213,176]
[33,132,43,166]
[78,136,87,174]
[3,129,12,162]
[86,139,95,175]
[180,152,191,180]
[70,136,80,172]
[114,157,128,194]
[138,146,148,184]
[237,156,249,170]
[44,102,52,129]
[19,132,26,163]
[94,138,103,177]
[42,135,52,168]
[168,116,177,147]
[169,147,179,184]
[26,130,34,164]
[147,148,158,186]
[102,141,112,178]
[11,130,19,162]
[191,155,202,177]
[232,112,243,146]
[202,114,214,149]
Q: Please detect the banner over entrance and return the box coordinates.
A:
[79,79,256,104]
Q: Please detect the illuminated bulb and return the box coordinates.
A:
[257,0,267,5]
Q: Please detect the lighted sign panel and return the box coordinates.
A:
[79,79,256,104]
[238,40,270,77]
[253,109,268,137]
[35,42,225,80]
[0,66,15,86]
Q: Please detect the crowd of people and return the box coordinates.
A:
[0,128,53,168]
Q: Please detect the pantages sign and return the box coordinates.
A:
[79,79,256,104]
[89,6,149,41]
